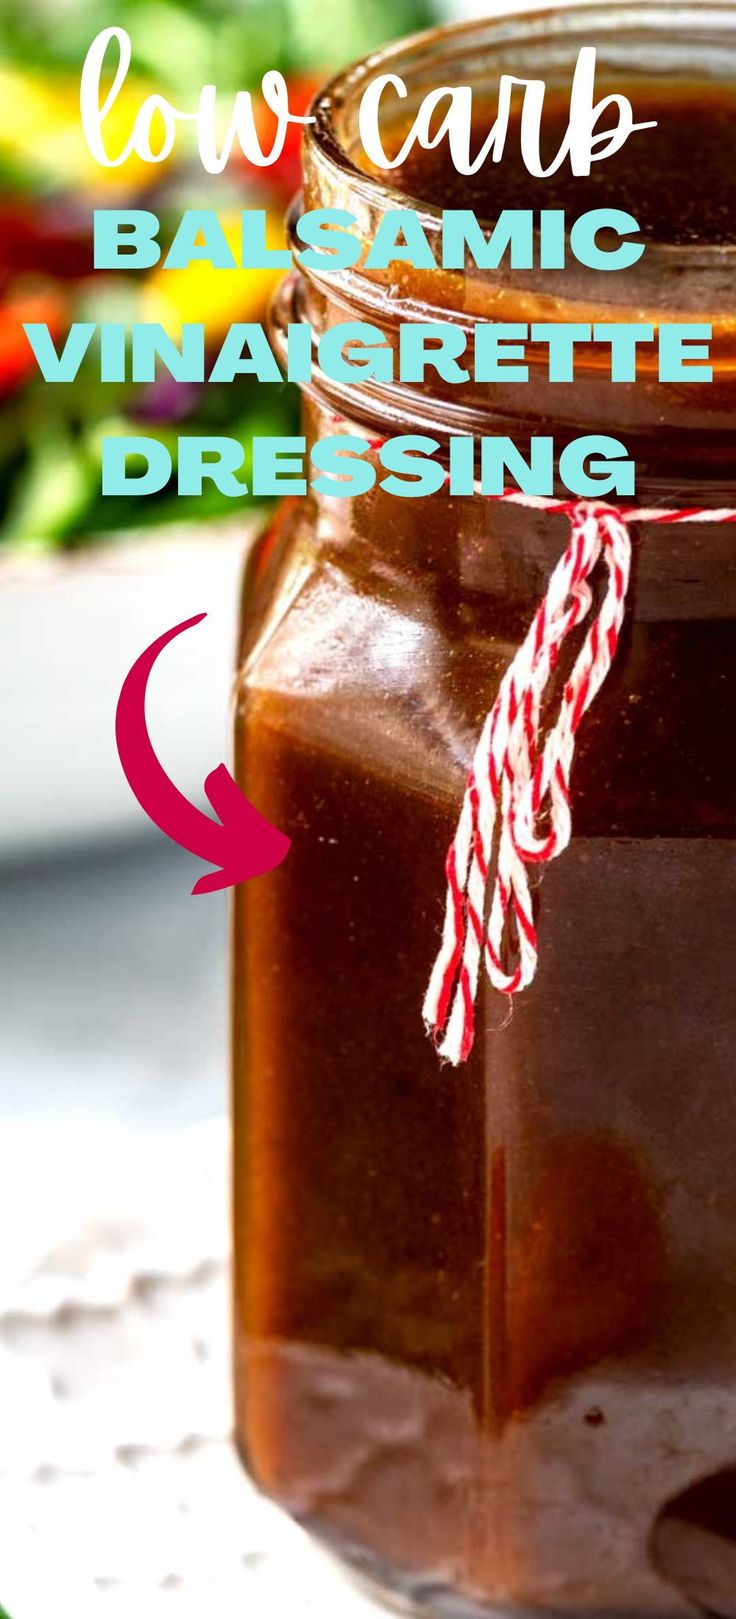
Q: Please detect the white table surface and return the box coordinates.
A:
[0,843,387,1619]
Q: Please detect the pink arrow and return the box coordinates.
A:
[115,613,291,894]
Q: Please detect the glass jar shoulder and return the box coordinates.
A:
[236,497,520,814]
[236,494,736,838]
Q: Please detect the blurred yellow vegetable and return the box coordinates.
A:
[141,210,286,335]
[0,66,168,192]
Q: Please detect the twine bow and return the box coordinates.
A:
[423,491,736,1064]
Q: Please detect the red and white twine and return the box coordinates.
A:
[423,489,736,1065]
[324,418,736,1062]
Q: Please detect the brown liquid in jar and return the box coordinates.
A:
[388,81,736,245]
[233,75,736,1618]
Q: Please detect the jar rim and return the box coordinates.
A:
[307,0,736,268]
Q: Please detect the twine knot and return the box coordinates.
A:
[423,496,633,1064]
[325,416,736,1064]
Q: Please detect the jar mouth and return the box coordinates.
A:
[306,0,736,271]
[290,0,736,476]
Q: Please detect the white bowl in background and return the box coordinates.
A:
[0,519,256,862]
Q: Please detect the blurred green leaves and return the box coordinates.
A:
[0,0,438,545]
[0,0,437,84]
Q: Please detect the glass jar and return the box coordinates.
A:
[232,5,736,1614]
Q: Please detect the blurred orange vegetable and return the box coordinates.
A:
[0,287,65,397]
[250,75,321,199]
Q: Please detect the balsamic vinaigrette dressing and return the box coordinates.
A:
[233,75,736,1617]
